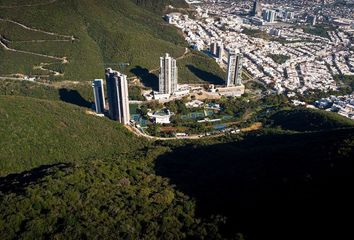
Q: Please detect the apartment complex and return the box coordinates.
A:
[105,68,130,124]
[92,79,105,114]
[159,53,178,95]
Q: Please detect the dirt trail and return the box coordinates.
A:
[0,17,74,77]
[0,0,58,9]
[0,18,76,40]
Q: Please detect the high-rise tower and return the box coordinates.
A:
[159,53,178,94]
[216,41,224,59]
[105,68,130,124]
[226,51,243,87]
[92,79,105,114]
[210,41,217,56]
[251,0,262,16]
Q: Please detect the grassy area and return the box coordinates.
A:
[301,24,336,39]
[334,74,354,92]
[242,28,272,41]
[177,51,225,84]
[0,79,94,105]
[0,95,144,175]
[267,54,290,64]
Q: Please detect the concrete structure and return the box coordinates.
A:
[217,85,245,97]
[159,53,178,94]
[216,41,224,59]
[251,0,262,17]
[148,108,174,124]
[226,51,243,87]
[92,79,105,114]
[153,91,171,101]
[263,9,276,23]
[105,68,130,124]
[210,41,223,59]
[210,41,217,55]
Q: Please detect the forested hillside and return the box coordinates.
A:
[0,0,223,83]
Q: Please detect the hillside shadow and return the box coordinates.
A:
[130,66,158,91]
[154,130,353,240]
[0,163,70,194]
[59,89,91,108]
[187,64,224,85]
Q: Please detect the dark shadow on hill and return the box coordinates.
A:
[59,89,91,108]
[0,163,70,194]
[268,109,354,131]
[187,64,224,85]
[130,66,158,91]
[155,129,354,240]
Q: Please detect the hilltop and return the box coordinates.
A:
[0,0,224,83]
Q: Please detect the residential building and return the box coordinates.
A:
[159,53,178,94]
[308,15,317,26]
[105,68,130,124]
[251,0,262,16]
[210,41,217,55]
[92,79,105,114]
[147,108,174,124]
[216,41,224,59]
[226,51,243,87]
[263,9,276,23]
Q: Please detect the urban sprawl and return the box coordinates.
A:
[91,0,354,138]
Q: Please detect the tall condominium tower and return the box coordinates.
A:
[216,41,224,59]
[263,9,276,22]
[92,79,105,114]
[251,0,262,16]
[159,53,178,94]
[210,41,223,59]
[226,51,243,87]
[210,41,217,56]
[105,68,130,124]
[268,10,276,22]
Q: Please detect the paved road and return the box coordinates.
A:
[125,125,227,141]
